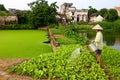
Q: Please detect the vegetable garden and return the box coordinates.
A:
[7,28,120,80]
[8,44,108,80]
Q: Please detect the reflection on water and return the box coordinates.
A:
[87,30,120,50]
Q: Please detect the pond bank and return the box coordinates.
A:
[81,30,120,50]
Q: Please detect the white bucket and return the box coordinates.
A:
[88,43,97,52]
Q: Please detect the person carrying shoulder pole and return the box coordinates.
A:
[92,24,103,66]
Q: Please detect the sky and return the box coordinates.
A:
[0,0,120,11]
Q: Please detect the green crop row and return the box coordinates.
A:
[102,46,120,79]
[55,38,77,45]
[51,29,86,45]
[8,44,108,80]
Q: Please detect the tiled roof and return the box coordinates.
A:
[61,3,73,6]
[115,7,120,12]
[76,9,88,12]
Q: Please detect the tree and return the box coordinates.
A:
[0,4,7,11]
[98,8,118,21]
[0,4,9,16]
[28,0,58,28]
[88,6,98,21]
[15,10,31,24]
[106,9,118,21]
[98,8,108,18]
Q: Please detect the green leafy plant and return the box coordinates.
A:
[8,44,108,79]
[102,46,120,79]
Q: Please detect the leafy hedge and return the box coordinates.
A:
[0,24,35,30]
[93,21,120,30]
[55,38,77,45]
[70,24,93,31]
[51,29,86,45]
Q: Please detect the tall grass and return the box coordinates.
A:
[0,30,52,58]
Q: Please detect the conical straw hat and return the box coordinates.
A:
[92,24,103,30]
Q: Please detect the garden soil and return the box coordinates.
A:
[0,58,34,80]
[0,59,115,80]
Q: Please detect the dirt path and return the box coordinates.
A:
[53,34,66,39]
[0,58,34,80]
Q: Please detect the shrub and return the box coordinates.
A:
[93,21,120,30]
[0,24,35,30]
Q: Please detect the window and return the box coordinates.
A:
[72,12,74,15]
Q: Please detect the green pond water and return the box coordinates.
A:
[86,30,120,50]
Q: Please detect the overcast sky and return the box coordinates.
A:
[0,0,120,11]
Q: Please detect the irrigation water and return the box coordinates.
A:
[69,48,81,63]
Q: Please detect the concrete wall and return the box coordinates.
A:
[60,3,88,23]
[0,16,18,25]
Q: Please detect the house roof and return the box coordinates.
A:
[90,13,97,17]
[115,7,120,12]
[76,9,88,12]
[68,7,76,11]
[61,3,73,7]
[96,15,103,21]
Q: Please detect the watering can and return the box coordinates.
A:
[88,42,97,52]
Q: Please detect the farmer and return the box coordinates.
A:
[92,24,103,66]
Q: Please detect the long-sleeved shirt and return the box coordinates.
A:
[95,31,103,50]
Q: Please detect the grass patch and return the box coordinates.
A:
[0,30,52,58]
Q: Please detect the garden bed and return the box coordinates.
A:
[0,58,34,80]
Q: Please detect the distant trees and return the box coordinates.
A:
[105,9,118,21]
[88,6,98,20]
[97,8,118,21]
[28,0,58,28]
[88,6,119,22]
[0,4,7,11]
[97,8,108,18]
[15,10,31,24]
[0,4,9,16]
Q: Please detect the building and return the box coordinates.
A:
[8,8,16,15]
[115,7,120,16]
[0,16,18,25]
[90,15,104,22]
[95,15,104,22]
[60,3,88,23]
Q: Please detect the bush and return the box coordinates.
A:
[55,38,77,45]
[70,24,93,31]
[0,24,35,30]
[48,24,58,28]
[93,21,120,30]
[114,19,120,30]
[51,29,86,45]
